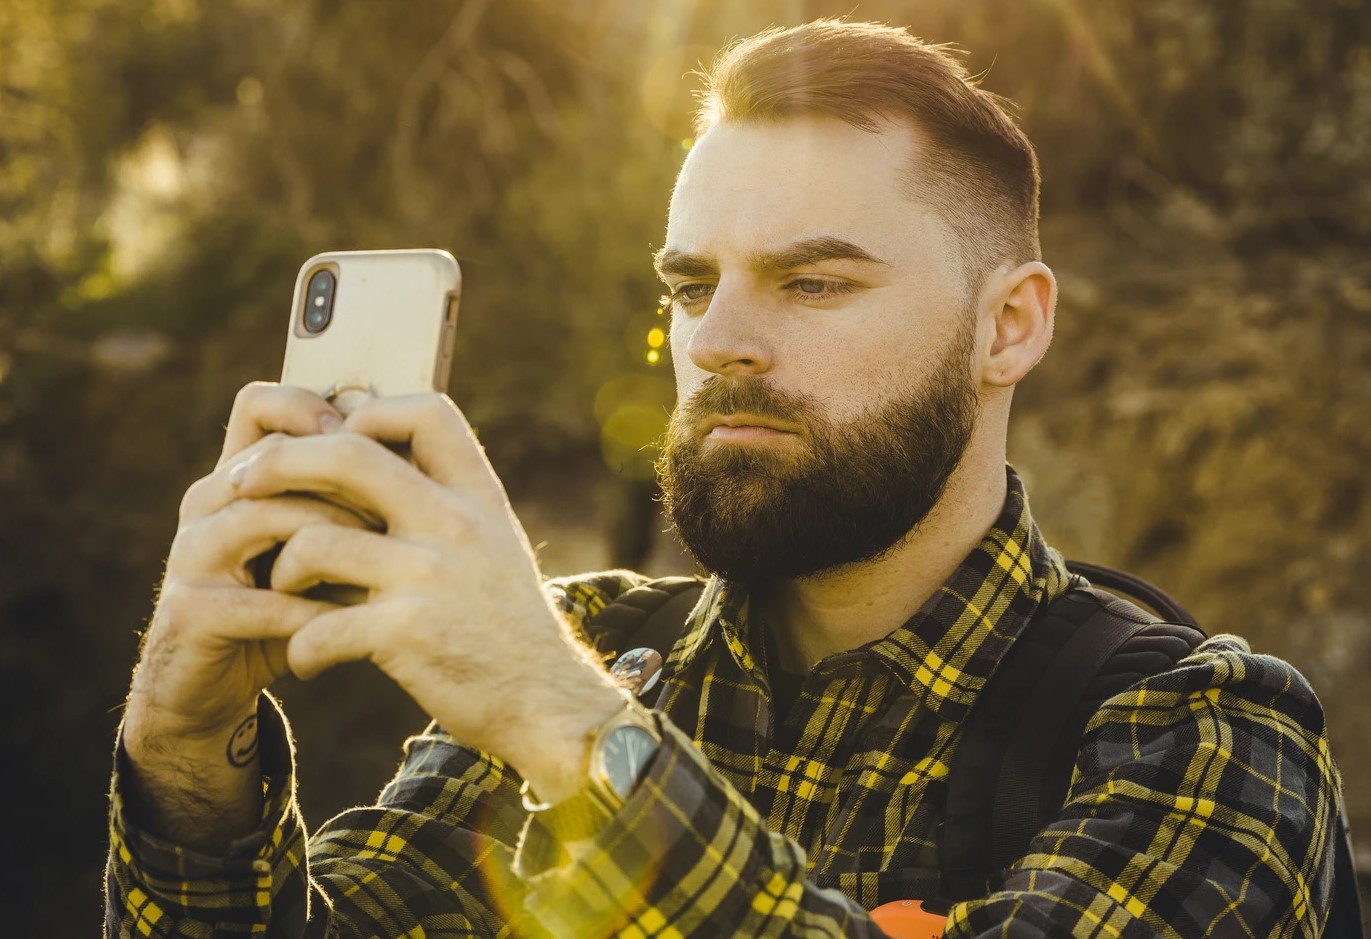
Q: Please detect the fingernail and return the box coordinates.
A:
[319,411,343,433]
[229,455,256,488]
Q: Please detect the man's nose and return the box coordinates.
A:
[684,281,773,377]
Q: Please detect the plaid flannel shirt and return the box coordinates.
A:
[106,470,1342,937]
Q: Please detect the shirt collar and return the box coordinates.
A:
[665,573,750,678]
[665,466,1070,723]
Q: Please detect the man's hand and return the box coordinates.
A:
[121,383,366,849]
[231,393,627,803]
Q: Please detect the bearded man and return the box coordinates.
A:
[105,20,1343,938]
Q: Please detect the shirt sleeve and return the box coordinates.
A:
[105,692,311,938]
[103,572,657,939]
[511,714,897,937]
[942,635,1342,938]
[105,694,535,938]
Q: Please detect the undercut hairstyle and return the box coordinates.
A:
[695,20,1041,293]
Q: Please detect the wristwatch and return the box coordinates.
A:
[521,701,663,844]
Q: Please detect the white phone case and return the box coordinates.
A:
[281,249,462,412]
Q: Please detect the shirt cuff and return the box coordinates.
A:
[108,693,304,920]
[512,715,782,936]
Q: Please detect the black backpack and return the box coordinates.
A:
[587,562,1366,936]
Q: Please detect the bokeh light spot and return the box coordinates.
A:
[236,76,264,108]
[647,327,665,349]
[595,373,673,478]
[646,349,661,365]
[639,45,713,140]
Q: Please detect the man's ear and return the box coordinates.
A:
[980,261,1056,388]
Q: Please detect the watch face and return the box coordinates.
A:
[599,725,660,797]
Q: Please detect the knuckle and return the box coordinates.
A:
[290,522,331,555]
[425,395,462,434]
[332,431,378,465]
[210,497,263,539]
[168,514,212,562]
[341,430,376,456]
[148,580,212,649]
[233,432,287,471]
[251,432,290,456]
[178,475,214,523]
[423,394,454,421]
[154,579,191,621]
[232,380,273,413]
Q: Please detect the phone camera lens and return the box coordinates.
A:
[304,270,335,334]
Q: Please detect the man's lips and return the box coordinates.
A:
[700,413,802,440]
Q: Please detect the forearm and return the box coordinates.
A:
[108,697,550,938]
[105,694,311,938]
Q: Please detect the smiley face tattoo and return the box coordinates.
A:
[226,713,259,768]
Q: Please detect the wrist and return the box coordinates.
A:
[123,697,259,761]
[119,699,266,851]
[504,670,627,804]
[519,699,663,854]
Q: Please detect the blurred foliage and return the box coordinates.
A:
[1,0,1368,932]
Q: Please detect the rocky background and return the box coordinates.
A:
[1,0,1367,933]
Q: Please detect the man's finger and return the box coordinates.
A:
[178,495,378,577]
[342,394,489,490]
[231,433,429,531]
[160,581,339,643]
[184,437,348,524]
[217,381,342,467]
[285,603,381,681]
[271,524,440,596]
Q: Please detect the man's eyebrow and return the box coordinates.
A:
[751,236,889,272]
[653,248,717,280]
[652,237,888,280]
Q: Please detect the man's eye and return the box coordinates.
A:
[670,283,714,305]
[786,278,854,301]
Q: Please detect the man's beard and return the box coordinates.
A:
[656,324,981,586]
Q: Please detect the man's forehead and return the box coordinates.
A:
[664,116,939,263]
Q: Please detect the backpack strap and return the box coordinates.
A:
[991,589,1173,870]
[941,580,1206,900]
[586,576,705,708]
[1065,559,1198,627]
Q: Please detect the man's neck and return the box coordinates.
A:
[756,457,1008,673]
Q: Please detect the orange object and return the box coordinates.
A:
[868,899,948,937]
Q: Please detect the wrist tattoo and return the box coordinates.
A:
[226,713,259,768]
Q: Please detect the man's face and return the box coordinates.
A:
[655,116,983,585]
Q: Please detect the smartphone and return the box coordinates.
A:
[281,248,462,411]
[253,249,462,603]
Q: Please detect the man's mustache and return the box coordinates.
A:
[678,377,817,427]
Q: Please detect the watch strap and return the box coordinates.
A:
[521,774,620,844]
[520,702,662,850]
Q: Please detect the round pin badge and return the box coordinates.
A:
[610,647,664,697]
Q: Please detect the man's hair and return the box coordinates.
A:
[695,20,1041,292]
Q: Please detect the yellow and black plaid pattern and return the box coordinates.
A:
[106,470,1342,937]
